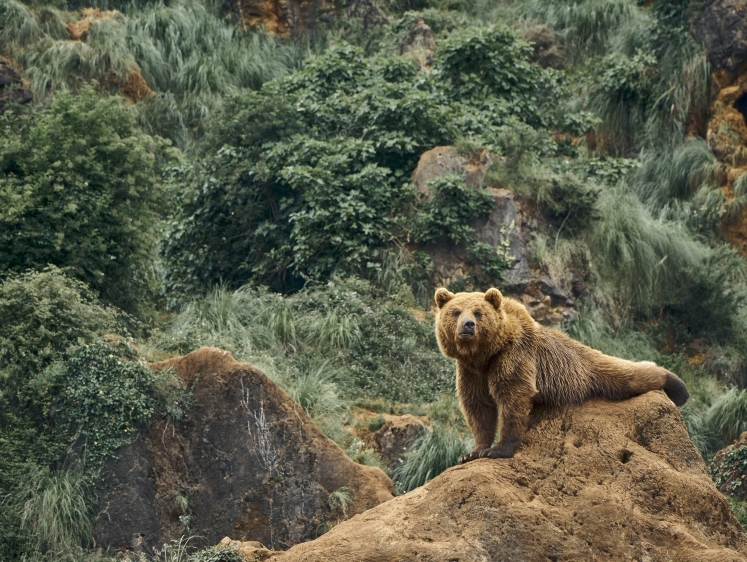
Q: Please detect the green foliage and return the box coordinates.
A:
[394,422,472,493]
[587,50,657,156]
[591,186,709,312]
[705,388,747,446]
[517,0,647,59]
[327,487,352,517]
[3,0,306,145]
[0,88,172,315]
[0,267,122,381]
[728,497,747,531]
[634,138,717,209]
[165,31,591,298]
[185,544,243,562]
[58,341,173,469]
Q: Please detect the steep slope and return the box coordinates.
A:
[93,348,394,552]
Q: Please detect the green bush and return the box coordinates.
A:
[0,267,123,381]
[0,88,173,315]
[164,32,592,299]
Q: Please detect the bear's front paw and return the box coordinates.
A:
[479,439,520,459]
[459,448,490,464]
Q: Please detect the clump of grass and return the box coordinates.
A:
[591,186,709,312]
[634,138,717,209]
[18,467,92,556]
[394,423,473,494]
[327,487,352,517]
[705,387,747,446]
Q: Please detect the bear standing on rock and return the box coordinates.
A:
[435,287,690,463]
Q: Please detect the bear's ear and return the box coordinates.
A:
[484,288,503,310]
[435,288,455,309]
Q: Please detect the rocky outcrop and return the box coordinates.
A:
[523,24,566,70]
[231,392,747,561]
[226,0,335,35]
[698,0,747,86]
[710,431,747,500]
[0,57,32,114]
[93,348,394,553]
[413,146,576,327]
[372,415,426,472]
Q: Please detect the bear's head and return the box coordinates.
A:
[434,287,506,362]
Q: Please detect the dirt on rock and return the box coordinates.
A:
[93,347,394,553]
[231,392,747,562]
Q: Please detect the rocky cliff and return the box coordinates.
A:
[93,348,394,553]
[227,392,747,561]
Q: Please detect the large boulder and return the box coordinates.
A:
[245,392,747,561]
[93,348,394,553]
[413,146,576,327]
[372,415,427,473]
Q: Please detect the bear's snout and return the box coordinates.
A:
[459,318,476,339]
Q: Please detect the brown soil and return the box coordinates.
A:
[227,392,747,561]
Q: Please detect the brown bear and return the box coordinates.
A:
[434,287,690,463]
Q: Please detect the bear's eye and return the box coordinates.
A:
[474,310,482,320]
[452,310,461,318]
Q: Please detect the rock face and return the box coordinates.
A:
[93,348,394,553]
[0,57,32,114]
[248,392,747,561]
[413,146,576,327]
[523,24,566,70]
[413,146,530,287]
[226,0,335,35]
[372,415,426,472]
[698,0,747,85]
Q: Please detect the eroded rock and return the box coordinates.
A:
[372,415,426,472]
[260,392,747,561]
[0,56,32,114]
[93,348,394,553]
[698,0,747,86]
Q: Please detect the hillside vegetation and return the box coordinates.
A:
[3,0,747,559]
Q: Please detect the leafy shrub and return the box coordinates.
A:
[587,50,657,156]
[0,267,122,381]
[163,32,592,299]
[0,88,172,315]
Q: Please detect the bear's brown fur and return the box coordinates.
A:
[435,287,690,463]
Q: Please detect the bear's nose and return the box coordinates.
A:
[463,320,475,330]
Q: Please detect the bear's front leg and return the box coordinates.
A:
[456,365,498,464]
[480,375,536,459]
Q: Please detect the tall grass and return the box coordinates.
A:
[3,0,308,144]
[591,186,709,312]
[516,0,648,60]
[705,388,747,446]
[17,468,92,556]
[634,138,716,209]
[394,423,473,493]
